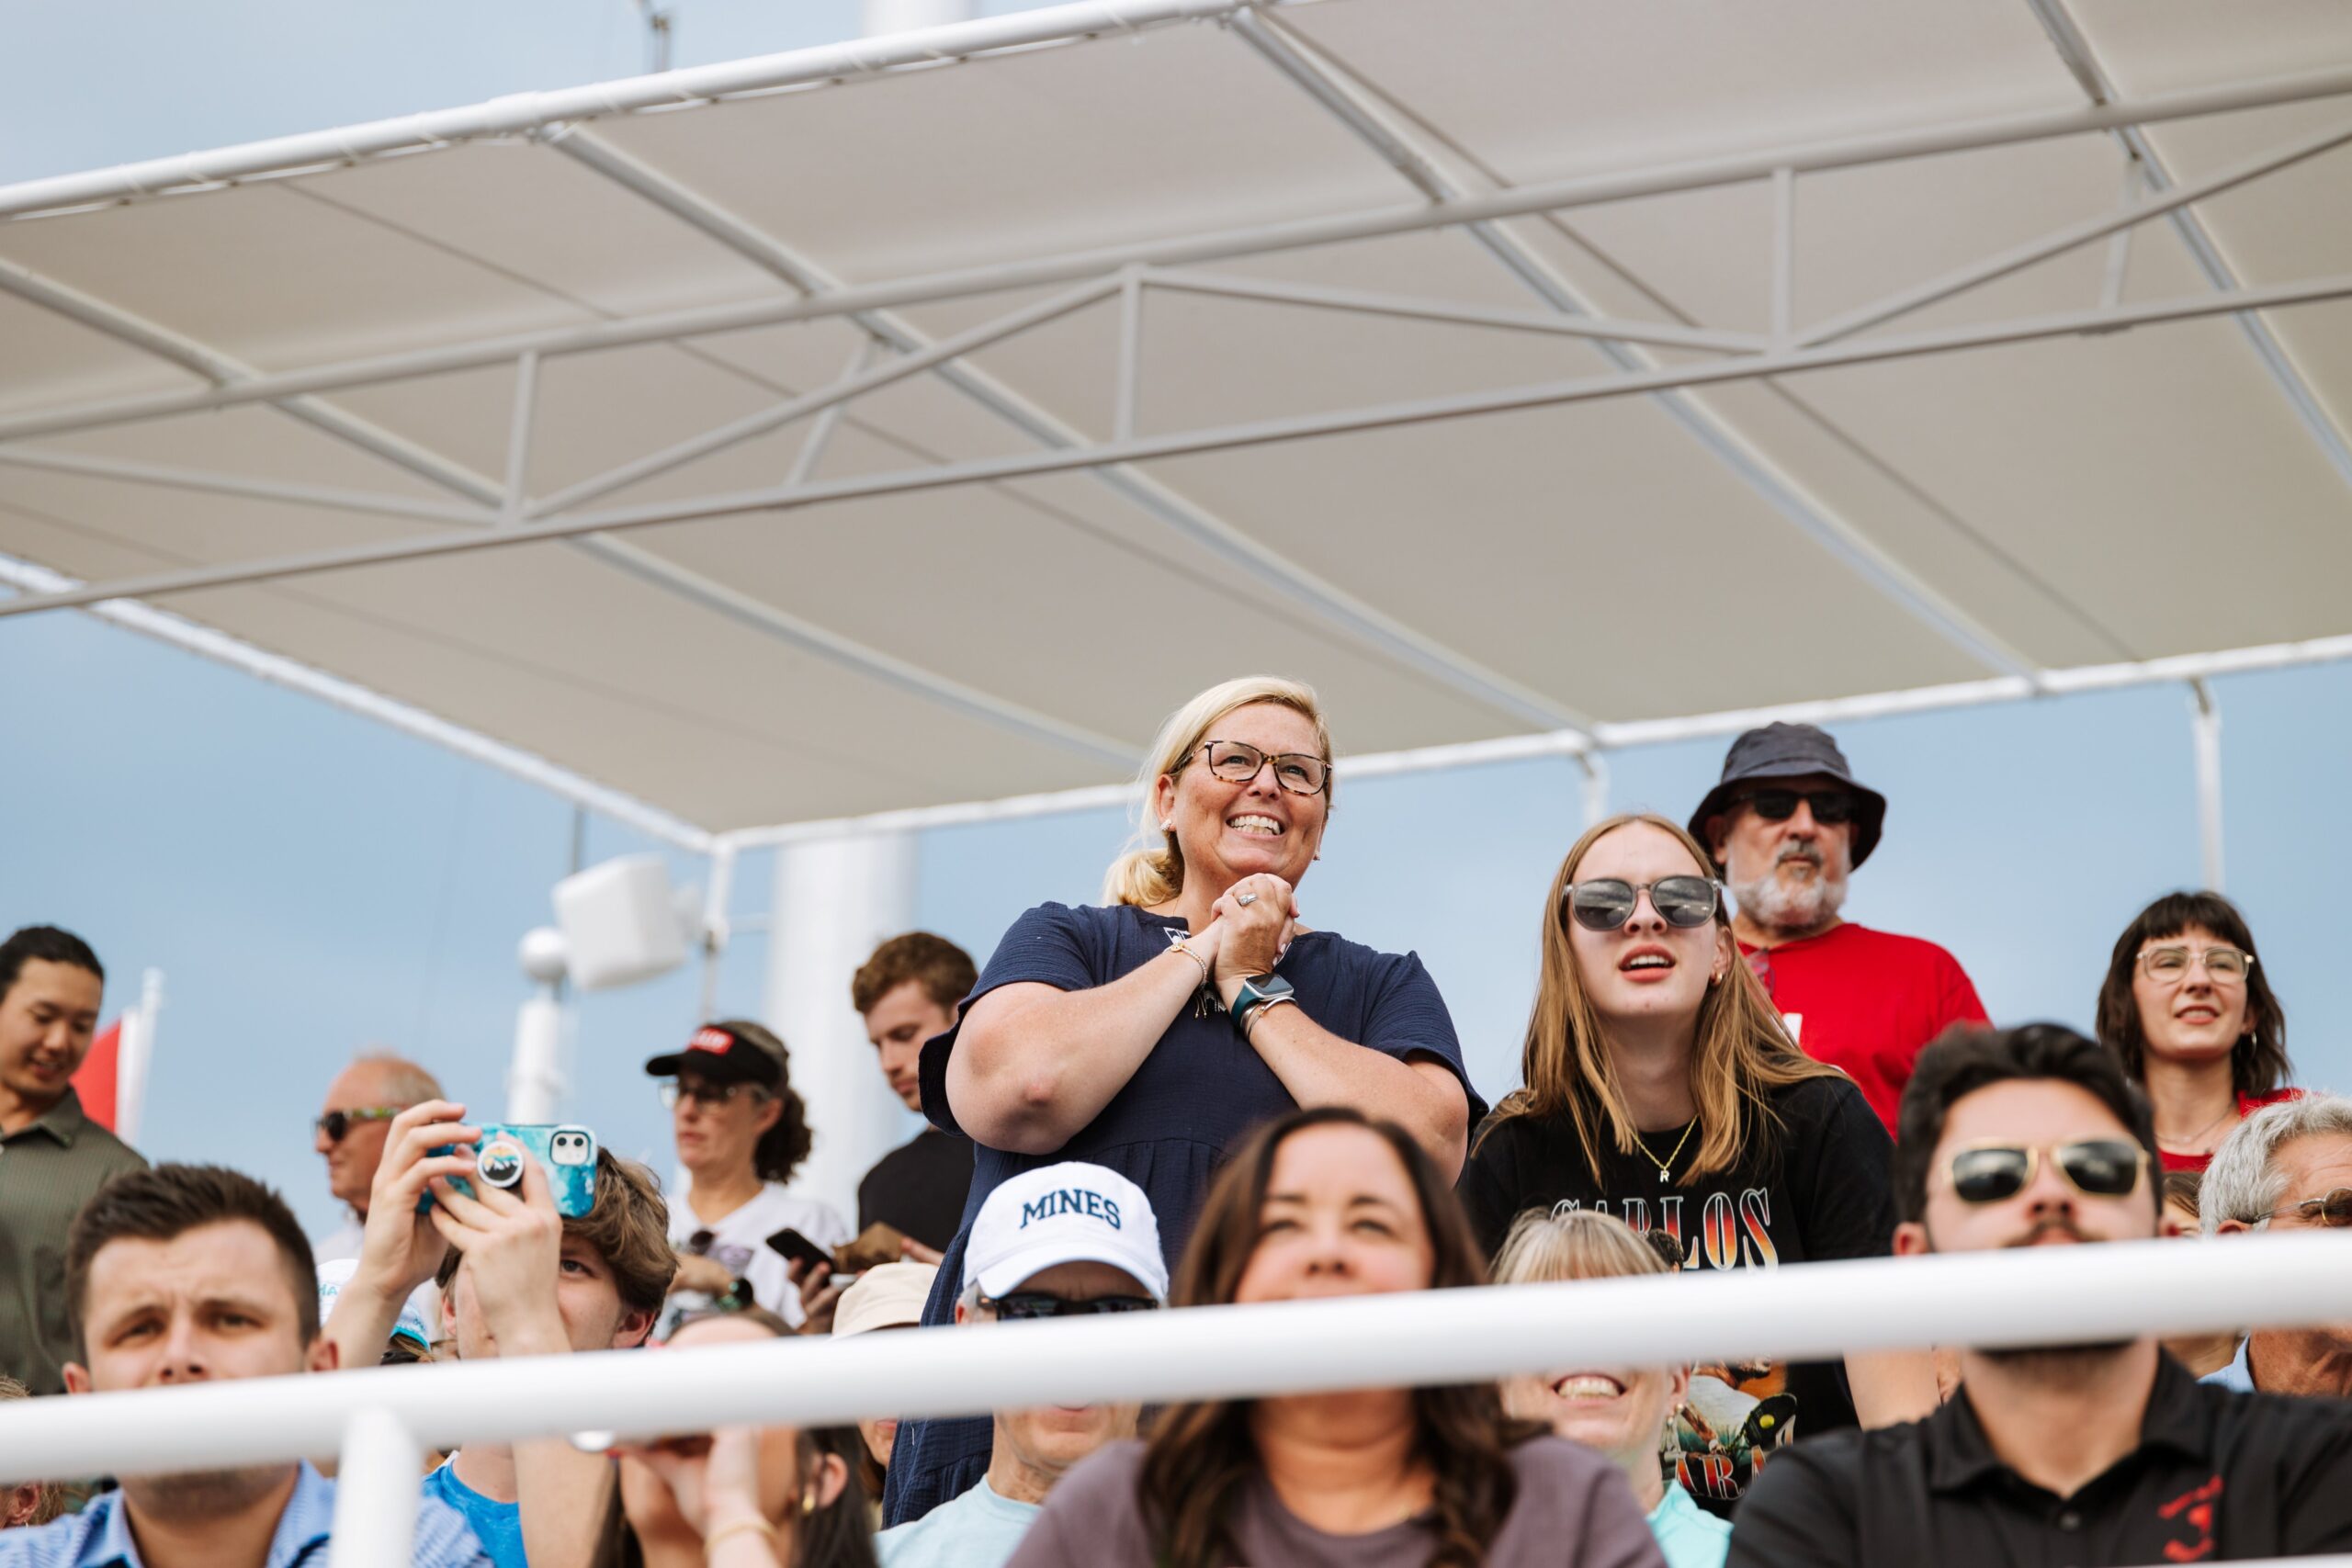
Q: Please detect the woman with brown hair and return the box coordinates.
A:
[890,676,1480,1526]
[1456,813,1934,1484]
[2094,890,2295,1173]
[1007,1107,1662,1568]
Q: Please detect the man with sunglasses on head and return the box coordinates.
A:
[2199,1094,2352,1396]
[876,1161,1164,1562]
[1729,1024,2352,1568]
[1691,722,1985,1134]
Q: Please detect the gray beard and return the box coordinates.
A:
[1729,860,1847,936]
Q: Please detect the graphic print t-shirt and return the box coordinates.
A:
[658,1181,851,1339]
[1456,1074,1895,1507]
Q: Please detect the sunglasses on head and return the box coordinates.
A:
[977,1292,1159,1322]
[1562,875,1721,932]
[1736,787,1860,825]
[315,1107,405,1142]
[1942,1139,2147,1204]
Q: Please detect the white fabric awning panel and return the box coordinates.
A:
[3,0,2349,836]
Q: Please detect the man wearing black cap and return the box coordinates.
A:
[645,1021,849,1337]
[1692,722,1985,1133]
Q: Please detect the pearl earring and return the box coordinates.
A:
[1159,820,1174,833]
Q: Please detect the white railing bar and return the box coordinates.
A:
[6,64,2350,445]
[325,1409,421,1568]
[6,268,2346,625]
[2,1236,2346,1483]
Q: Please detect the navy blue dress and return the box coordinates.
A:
[881,900,1480,1526]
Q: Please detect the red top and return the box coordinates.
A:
[1739,922,1988,1134]
[2158,1088,2301,1174]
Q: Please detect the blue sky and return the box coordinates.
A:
[7,3,2352,1239]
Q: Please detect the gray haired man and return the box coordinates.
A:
[2201,1093,2352,1395]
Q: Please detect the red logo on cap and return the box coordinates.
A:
[687,1027,735,1055]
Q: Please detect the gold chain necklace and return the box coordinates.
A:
[1633,1120,1697,1185]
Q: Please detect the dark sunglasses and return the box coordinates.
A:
[1563,875,1721,932]
[660,1078,768,1110]
[315,1107,405,1142]
[1736,787,1860,825]
[978,1292,1159,1322]
[2270,1188,2352,1228]
[1944,1139,2147,1204]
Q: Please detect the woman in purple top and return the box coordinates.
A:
[1007,1107,1663,1568]
[883,676,1481,1527]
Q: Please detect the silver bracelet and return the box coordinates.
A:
[1166,935,1211,988]
[1240,994,1298,1040]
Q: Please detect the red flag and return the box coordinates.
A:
[73,1021,122,1133]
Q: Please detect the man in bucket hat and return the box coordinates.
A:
[1691,722,1985,1132]
[876,1161,1164,1567]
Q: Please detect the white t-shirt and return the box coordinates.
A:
[659,1182,851,1337]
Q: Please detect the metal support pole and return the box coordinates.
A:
[2100,161,2141,311]
[1576,752,1611,829]
[1114,265,1145,443]
[508,981,567,1123]
[698,840,738,1022]
[0,447,497,525]
[1770,166,1795,346]
[785,340,876,488]
[326,1408,421,1568]
[501,351,541,522]
[2190,680,2225,893]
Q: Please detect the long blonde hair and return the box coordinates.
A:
[1102,676,1334,908]
[1480,812,1838,1181]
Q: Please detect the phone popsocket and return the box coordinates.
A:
[418,1123,600,1218]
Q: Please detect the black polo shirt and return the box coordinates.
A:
[1728,1353,2352,1567]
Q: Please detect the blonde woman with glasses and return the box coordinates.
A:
[1457,813,1936,1506]
[886,676,1480,1528]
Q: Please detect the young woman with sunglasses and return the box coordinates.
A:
[888,677,1482,1527]
[2093,891,2295,1174]
[1458,813,1937,1495]
[1009,1108,1661,1568]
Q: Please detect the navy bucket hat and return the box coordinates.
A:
[1688,722,1888,869]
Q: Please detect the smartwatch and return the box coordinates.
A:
[1231,973,1296,1034]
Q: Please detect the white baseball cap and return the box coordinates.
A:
[964,1162,1168,1303]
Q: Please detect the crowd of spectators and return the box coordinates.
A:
[4,673,2352,1568]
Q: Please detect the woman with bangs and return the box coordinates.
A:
[2094,890,2295,1174]
[1458,813,1936,1503]
[1010,1107,1662,1568]
[885,676,1482,1527]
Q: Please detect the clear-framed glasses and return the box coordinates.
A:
[315,1107,405,1142]
[1187,739,1330,797]
[2137,944,2254,983]
[659,1079,767,1110]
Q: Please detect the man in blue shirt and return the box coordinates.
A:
[2199,1094,2352,1397]
[876,1162,1165,1567]
[0,1162,487,1568]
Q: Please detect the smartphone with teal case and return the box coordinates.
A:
[417,1123,599,1217]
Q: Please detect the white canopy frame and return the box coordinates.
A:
[2,0,2348,872]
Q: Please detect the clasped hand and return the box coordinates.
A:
[1207,873,1300,1005]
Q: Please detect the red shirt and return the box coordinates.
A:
[2158,1089,2301,1174]
[1740,922,1987,1133]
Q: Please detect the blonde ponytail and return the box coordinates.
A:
[1101,675,1334,908]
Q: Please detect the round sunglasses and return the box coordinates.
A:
[1562,875,1721,932]
[1943,1139,2147,1204]
[314,1106,405,1143]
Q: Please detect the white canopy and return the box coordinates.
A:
[5,0,2350,847]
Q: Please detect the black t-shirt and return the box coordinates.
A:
[1457,1074,1895,1505]
[855,1126,972,1252]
